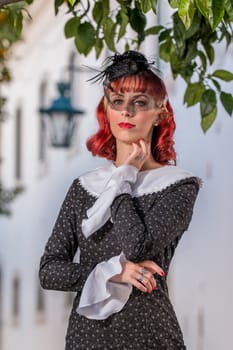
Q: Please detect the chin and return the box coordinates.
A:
[118,136,144,144]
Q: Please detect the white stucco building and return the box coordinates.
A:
[0,1,232,350]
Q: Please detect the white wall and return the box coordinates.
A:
[0,1,233,350]
[0,2,105,350]
[156,5,233,349]
[168,44,233,350]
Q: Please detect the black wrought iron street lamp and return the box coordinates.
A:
[39,81,84,148]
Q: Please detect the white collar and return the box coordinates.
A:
[79,162,194,198]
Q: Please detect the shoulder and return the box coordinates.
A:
[133,165,201,197]
[78,163,115,197]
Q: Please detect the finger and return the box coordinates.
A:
[137,266,152,279]
[124,141,149,170]
[138,268,157,291]
[139,261,165,277]
[135,269,156,293]
[124,143,139,164]
[135,273,154,293]
[132,277,148,293]
[125,144,143,165]
[141,276,155,293]
[132,142,140,155]
[128,143,141,161]
[139,139,148,157]
[134,281,148,293]
[139,139,151,163]
[150,276,157,291]
[136,267,156,285]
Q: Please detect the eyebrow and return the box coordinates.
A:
[109,93,150,99]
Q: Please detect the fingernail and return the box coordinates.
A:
[160,271,165,277]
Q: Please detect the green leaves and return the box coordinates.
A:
[129,7,146,42]
[103,18,116,51]
[141,0,156,13]
[200,89,217,132]
[212,69,233,81]
[145,25,163,36]
[75,22,95,55]
[184,83,205,107]
[184,74,233,132]
[60,0,160,58]
[178,0,196,29]
[201,89,216,117]
[117,8,129,41]
[64,17,80,38]
[195,0,224,30]
[211,0,225,30]
[57,0,233,132]
[225,0,233,20]
[202,42,215,65]
[61,0,159,57]
[68,0,76,6]
[0,183,24,216]
[201,107,217,132]
[220,92,233,116]
[0,6,25,43]
[54,0,63,15]
[0,4,33,214]
[93,1,103,24]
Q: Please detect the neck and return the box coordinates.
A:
[114,141,163,171]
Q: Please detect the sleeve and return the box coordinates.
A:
[110,178,200,261]
[76,252,132,320]
[39,181,94,292]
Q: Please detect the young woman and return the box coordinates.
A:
[39,51,200,349]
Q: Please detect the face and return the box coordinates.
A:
[105,91,165,144]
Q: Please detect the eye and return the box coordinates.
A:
[111,99,124,106]
[134,100,147,107]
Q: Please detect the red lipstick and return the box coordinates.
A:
[118,122,135,129]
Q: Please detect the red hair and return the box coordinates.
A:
[86,71,176,165]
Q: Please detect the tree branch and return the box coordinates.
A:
[0,0,23,7]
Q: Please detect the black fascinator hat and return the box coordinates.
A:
[88,50,161,90]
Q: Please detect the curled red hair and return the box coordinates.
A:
[86,71,176,165]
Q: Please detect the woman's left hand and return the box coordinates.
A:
[110,259,164,293]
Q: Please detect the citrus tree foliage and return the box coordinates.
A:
[55,0,233,132]
[0,184,23,215]
[0,0,233,215]
[0,0,31,215]
[0,0,32,118]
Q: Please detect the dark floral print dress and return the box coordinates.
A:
[39,163,200,350]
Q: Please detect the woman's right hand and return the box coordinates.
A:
[124,139,150,170]
[111,260,165,293]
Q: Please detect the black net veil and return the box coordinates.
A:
[87,50,162,90]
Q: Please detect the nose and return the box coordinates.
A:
[121,110,134,118]
[121,102,134,117]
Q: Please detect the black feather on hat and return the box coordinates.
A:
[87,50,161,89]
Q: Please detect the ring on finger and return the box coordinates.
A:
[141,267,148,276]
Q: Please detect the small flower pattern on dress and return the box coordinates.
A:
[39,170,200,350]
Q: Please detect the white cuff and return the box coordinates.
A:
[82,164,138,238]
[76,252,132,320]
